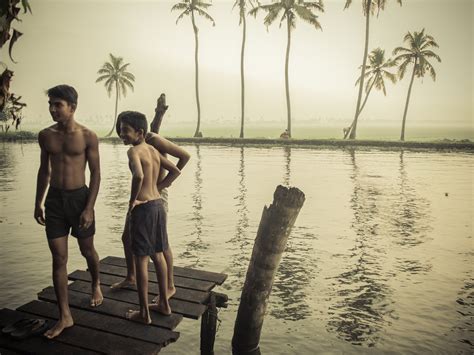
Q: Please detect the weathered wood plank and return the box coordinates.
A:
[0,309,98,355]
[0,346,21,355]
[68,270,209,304]
[101,256,228,285]
[92,264,215,292]
[38,287,183,330]
[18,300,179,347]
[68,280,207,319]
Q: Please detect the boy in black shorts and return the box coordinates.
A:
[118,111,181,322]
[34,85,103,338]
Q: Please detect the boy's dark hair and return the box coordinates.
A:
[46,85,78,108]
[116,111,148,136]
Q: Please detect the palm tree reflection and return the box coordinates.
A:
[227,147,252,289]
[180,144,209,267]
[327,149,392,346]
[283,145,291,187]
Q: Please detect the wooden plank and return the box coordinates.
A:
[18,300,179,347]
[68,280,206,320]
[0,309,98,355]
[38,287,183,330]
[101,256,228,285]
[0,347,21,355]
[68,270,209,304]
[97,264,215,292]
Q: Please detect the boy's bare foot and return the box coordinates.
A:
[110,279,136,289]
[152,286,176,303]
[125,310,152,324]
[90,285,103,307]
[44,317,74,339]
[149,303,172,316]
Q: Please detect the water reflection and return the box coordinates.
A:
[0,143,16,194]
[227,147,252,288]
[180,145,209,267]
[390,151,431,248]
[283,146,291,187]
[102,142,129,236]
[327,149,392,347]
[452,269,474,350]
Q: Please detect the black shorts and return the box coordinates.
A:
[130,199,168,256]
[45,186,95,239]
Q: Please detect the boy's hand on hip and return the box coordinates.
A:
[80,208,94,229]
[129,199,148,212]
[34,206,45,226]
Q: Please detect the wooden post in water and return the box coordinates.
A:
[232,185,305,355]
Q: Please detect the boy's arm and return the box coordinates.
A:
[81,131,101,229]
[157,153,181,190]
[147,134,190,170]
[34,131,50,226]
[128,148,144,211]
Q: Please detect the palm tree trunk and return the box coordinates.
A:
[401,62,416,141]
[343,80,375,139]
[348,0,371,140]
[285,18,292,138]
[192,11,201,138]
[106,81,120,137]
[239,15,246,139]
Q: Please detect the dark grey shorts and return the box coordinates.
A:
[45,186,95,239]
[130,199,168,256]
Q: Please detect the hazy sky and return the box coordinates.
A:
[1,0,472,130]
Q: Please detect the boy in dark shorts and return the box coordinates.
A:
[34,85,103,338]
[111,114,190,307]
[119,111,181,323]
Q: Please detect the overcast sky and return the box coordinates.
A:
[1,0,472,130]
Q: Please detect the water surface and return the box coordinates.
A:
[0,142,472,354]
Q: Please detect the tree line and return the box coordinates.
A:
[94,0,438,141]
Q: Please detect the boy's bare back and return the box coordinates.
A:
[128,143,162,202]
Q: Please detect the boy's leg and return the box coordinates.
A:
[125,255,152,324]
[153,246,176,303]
[149,252,171,315]
[45,236,74,339]
[77,236,103,307]
[111,216,136,289]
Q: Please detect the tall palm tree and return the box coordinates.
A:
[172,0,215,138]
[250,0,324,139]
[96,53,135,137]
[233,0,259,139]
[393,29,441,141]
[344,47,397,134]
[344,0,402,140]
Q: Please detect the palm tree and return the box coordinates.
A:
[393,29,441,141]
[344,0,402,140]
[96,53,135,137]
[172,0,215,138]
[233,0,259,139]
[344,47,397,134]
[250,0,324,139]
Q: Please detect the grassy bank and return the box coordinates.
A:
[2,131,473,151]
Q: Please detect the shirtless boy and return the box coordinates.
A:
[111,113,190,305]
[119,111,181,322]
[34,85,103,338]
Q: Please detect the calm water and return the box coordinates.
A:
[0,142,472,354]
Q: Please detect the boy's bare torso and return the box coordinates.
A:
[40,123,92,190]
[130,143,162,201]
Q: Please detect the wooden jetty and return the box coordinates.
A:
[0,256,228,354]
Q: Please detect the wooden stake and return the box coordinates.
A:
[232,185,305,354]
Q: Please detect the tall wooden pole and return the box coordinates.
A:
[232,185,305,354]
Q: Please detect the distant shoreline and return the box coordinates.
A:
[2,131,473,151]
